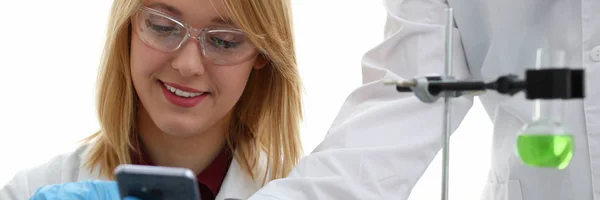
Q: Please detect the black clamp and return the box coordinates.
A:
[389,68,585,101]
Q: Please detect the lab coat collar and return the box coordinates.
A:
[216,151,267,200]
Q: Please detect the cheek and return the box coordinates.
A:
[130,33,168,82]
[212,64,255,103]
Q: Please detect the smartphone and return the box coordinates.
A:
[114,164,201,200]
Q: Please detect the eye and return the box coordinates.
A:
[144,14,182,37]
[209,36,239,49]
[149,22,176,32]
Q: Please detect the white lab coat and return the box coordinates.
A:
[0,144,265,200]
[250,0,600,200]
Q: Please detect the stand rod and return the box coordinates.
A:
[441,8,453,200]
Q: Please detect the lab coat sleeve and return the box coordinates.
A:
[249,0,473,199]
[0,171,30,200]
[0,148,87,200]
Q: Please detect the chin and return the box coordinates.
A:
[144,101,221,138]
[153,115,203,136]
[158,123,205,137]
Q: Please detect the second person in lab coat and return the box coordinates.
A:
[254,0,598,200]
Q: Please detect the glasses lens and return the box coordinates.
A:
[135,9,186,52]
[203,30,257,65]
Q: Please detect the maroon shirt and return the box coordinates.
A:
[130,145,232,200]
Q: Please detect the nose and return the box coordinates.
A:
[171,39,206,76]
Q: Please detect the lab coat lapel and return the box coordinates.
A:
[215,158,263,200]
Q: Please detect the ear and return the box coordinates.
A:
[253,54,269,69]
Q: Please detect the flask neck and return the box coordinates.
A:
[533,99,564,122]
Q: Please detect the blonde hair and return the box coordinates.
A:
[83,0,303,184]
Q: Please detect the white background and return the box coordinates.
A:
[0,1,493,199]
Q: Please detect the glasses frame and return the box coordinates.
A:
[133,6,257,65]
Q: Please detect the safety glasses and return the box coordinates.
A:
[132,7,258,65]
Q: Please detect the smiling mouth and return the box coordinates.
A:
[158,80,209,108]
[159,80,209,97]
[163,83,204,98]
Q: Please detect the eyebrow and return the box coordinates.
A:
[211,17,234,26]
[148,2,182,17]
[148,2,234,26]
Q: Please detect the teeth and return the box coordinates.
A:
[164,83,204,98]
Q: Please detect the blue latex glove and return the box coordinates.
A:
[29,180,140,200]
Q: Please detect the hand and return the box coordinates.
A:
[29,180,140,200]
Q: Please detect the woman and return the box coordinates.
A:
[0,0,303,199]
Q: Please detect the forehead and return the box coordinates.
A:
[144,0,232,27]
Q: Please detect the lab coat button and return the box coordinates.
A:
[591,46,600,62]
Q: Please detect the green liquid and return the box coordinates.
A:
[516,134,574,170]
